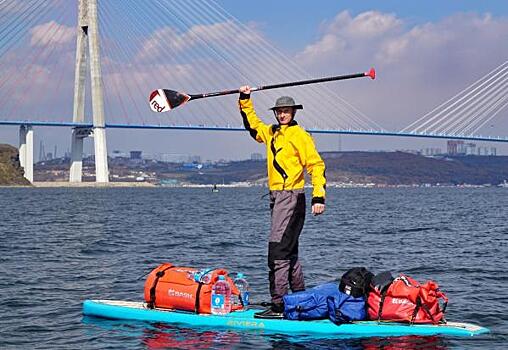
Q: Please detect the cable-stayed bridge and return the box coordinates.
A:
[0,0,507,183]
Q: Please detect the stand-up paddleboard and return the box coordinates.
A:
[83,300,489,338]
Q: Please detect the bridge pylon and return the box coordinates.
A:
[19,125,34,183]
[70,0,109,183]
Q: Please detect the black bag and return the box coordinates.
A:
[370,271,394,293]
[339,267,374,298]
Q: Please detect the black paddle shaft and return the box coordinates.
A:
[189,70,373,101]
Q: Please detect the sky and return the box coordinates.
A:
[1,0,508,161]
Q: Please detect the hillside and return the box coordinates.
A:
[33,151,508,186]
[0,144,31,186]
[321,151,508,185]
[156,152,508,186]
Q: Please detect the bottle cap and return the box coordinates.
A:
[218,275,226,280]
[236,273,244,278]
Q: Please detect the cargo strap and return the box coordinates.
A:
[147,265,175,309]
[192,268,216,314]
[194,282,204,314]
[409,297,422,324]
[438,290,448,313]
[327,296,353,325]
[377,292,387,321]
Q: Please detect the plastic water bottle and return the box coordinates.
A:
[211,275,231,315]
[200,271,212,284]
[187,271,196,281]
[193,269,213,284]
[234,273,250,310]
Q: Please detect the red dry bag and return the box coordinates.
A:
[367,274,448,324]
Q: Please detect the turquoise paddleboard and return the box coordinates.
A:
[83,300,489,338]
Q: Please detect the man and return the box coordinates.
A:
[238,86,326,319]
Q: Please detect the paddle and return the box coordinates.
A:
[149,68,376,113]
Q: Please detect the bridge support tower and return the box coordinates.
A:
[19,125,34,183]
[70,0,109,182]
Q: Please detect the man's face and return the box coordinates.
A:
[275,107,294,125]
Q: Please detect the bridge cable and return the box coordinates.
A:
[442,79,508,135]
[99,0,147,125]
[204,0,383,131]
[0,0,71,120]
[150,0,249,127]
[131,1,232,125]
[401,61,508,134]
[426,64,508,134]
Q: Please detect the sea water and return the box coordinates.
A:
[0,187,506,349]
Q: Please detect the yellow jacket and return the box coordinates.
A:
[239,96,326,203]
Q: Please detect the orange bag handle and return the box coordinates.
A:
[147,263,174,309]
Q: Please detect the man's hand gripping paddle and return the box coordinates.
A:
[149,68,376,113]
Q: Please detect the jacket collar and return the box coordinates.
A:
[272,120,298,133]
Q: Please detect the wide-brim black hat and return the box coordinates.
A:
[269,96,303,110]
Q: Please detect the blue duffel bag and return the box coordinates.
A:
[326,293,366,324]
[283,282,367,323]
[283,282,338,320]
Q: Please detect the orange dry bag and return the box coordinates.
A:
[144,263,242,314]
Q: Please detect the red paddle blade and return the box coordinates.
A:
[366,68,376,80]
[149,89,191,113]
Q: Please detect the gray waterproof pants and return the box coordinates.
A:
[268,189,306,307]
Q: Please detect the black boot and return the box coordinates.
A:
[254,304,284,319]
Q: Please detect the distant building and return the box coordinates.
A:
[216,159,230,167]
[447,140,496,156]
[422,148,442,156]
[182,163,203,169]
[130,151,142,160]
[157,153,187,163]
[187,155,201,163]
[477,146,496,156]
[399,149,421,155]
[112,150,128,158]
[447,140,475,155]
[464,143,476,155]
[251,152,263,161]
[447,140,462,155]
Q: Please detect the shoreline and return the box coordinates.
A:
[1,182,506,189]
[31,181,157,188]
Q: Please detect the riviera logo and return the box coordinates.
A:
[227,320,265,329]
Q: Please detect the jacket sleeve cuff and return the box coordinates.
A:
[311,197,325,205]
[239,92,251,100]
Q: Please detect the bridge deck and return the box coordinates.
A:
[1,120,507,143]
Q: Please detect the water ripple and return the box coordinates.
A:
[0,187,506,349]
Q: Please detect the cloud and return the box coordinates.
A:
[298,34,347,61]
[295,11,508,133]
[330,10,402,38]
[3,7,507,159]
[0,42,76,120]
[30,21,75,47]
[296,11,403,66]
[0,0,30,14]
[136,20,262,62]
[136,27,187,60]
